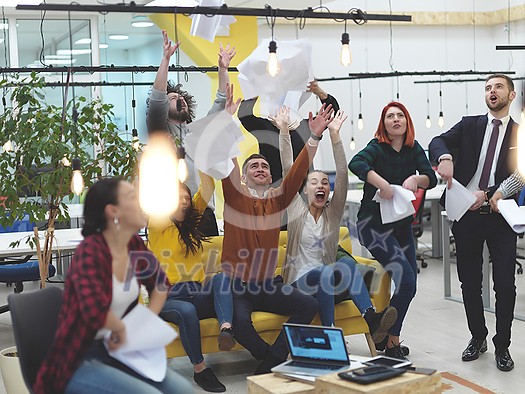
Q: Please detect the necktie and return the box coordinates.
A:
[478,118,502,190]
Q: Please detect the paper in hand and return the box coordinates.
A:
[105,304,178,382]
[445,179,476,221]
[497,199,525,233]
[373,185,415,224]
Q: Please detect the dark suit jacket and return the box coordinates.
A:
[428,114,518,206]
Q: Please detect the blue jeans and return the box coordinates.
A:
[357,220,417,336]
[65,341,192,394]
[292,257,373,327]
[159,272,232,365]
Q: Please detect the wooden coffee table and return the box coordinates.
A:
[247,371,442,394]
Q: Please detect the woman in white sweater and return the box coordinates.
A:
[274,106,396,344]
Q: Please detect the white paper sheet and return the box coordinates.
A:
[497,200,525,233]
[373,185,416,224]
[105,304,178,382]
[190,0,236,42]
[237,38,314,109]
[445,179,477,222]
[184,110,244,179]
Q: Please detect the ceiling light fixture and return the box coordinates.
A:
[99,43,109,49]
[108,34,129,41]
[56,49,92,55]
[74,38,91,45]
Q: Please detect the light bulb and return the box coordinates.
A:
[357,113,364,131]
[267,41,280,77]
[2,140,12,152]
[350,137,356,151]
[518,111,525,177]
[132,128,140,151]
[340,32,352,67]
[438,111,445,128]
[61,156,71,166]
[139,134,179,218]
[70,158,84,196]
[178,158,187,182]
[425,116,432,129]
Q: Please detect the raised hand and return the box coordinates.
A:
[327,110,348,134]
[308,104,334,137]
[218,43,236,70]
[306,80,328,100]
[162,30,180,61]
[225,83,241,115]
[268,106,290,132]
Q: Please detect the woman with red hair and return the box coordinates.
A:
[349,102,437,360]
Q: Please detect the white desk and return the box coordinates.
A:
[345,184,446,258]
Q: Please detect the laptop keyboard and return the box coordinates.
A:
[287,361,342,370]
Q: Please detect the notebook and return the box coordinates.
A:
[272,323,356,377]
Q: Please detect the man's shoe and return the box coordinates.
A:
[461,338,487,361]
[364,306,398,344]
[385,343,409,361]
[495,349,514,371]
[194,368,226,392]
[218,327,236,351]
[375,336,410,356]
[254,352,285,375]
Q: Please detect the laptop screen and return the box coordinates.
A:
[283,324,349,363]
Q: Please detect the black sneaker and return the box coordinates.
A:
[376,336,410,356]
[218,327,236,351]
[193,368,226,392]
[364,306,398,344]
[385,343,409,361]
[254,352,285,375]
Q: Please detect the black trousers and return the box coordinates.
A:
[451,210,517,350]
[231,276,318,361]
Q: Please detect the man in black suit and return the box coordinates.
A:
[429,74,518,372]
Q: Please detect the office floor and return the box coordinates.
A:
[0,231,524,393]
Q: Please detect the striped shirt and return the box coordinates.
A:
[497,169,525,198]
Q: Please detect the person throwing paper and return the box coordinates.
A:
[349,102,436,360]
[429,74,519,372]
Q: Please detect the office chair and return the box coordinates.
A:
[411,188,427,272]
[8,286,63,393]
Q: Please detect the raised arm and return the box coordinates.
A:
[327,110,348,212]
[153,30,179,93]
[270,106,293,177]
[208,43,237,115]
[307,80,340,113]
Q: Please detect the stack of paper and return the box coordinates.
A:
[190,0,236,42]
[373,185,415,224]
[184,110,245,179]
[105,304,178,382]
[497,200,525,233]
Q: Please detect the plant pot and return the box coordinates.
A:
[0,346,30,394]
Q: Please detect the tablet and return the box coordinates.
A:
[365,356,412,369]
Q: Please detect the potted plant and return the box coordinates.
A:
[0,72,139,287]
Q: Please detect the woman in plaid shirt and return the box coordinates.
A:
[33,178,191,394]
[349,102,437,360]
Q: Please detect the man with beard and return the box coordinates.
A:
[147,30,236,235]
[429,74,519,372]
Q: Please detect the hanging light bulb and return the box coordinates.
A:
[177,146,187,182]
[71,158,85,196]
[132,128,140,151]
[350,136,356,151]
[340,32,352,67]
[2,140,12,152]
[518,110,525,176]
[267,40,280,77]
[61,156,71,167]
[357,113,364,131]
[438,111,445,128]
[425,115,432,129]
[139,134,179,217]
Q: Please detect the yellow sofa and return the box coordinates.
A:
[164,227,391,359]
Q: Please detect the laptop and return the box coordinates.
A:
[271,323,351,377]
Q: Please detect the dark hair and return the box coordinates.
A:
[485,74,515,91]
[168,81,197,123]
[82,177,123,237]
[242,153,269,174]
[374,101,415,148]
[168,183,209,257]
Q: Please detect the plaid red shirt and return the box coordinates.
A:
[33,233,169,394]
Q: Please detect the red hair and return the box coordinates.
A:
[374,101,415,148]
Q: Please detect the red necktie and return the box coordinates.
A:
[478,118,502,190]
